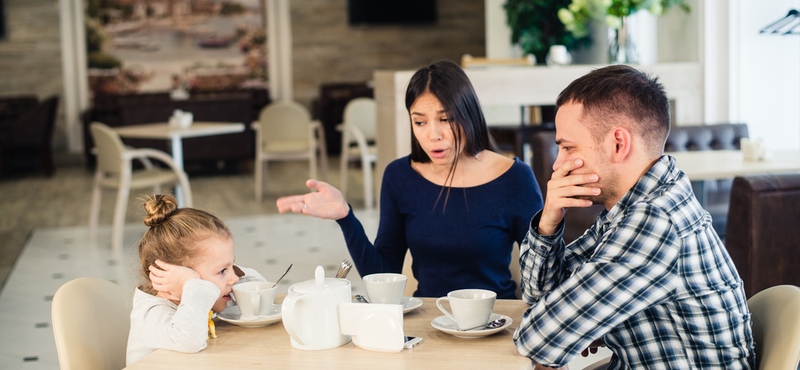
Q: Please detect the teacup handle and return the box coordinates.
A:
[250,293,261,316]
[436,297,456,322]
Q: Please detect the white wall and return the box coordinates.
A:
[729,0,800,151]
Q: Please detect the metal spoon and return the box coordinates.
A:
[355,295,370,303]
[271,264,293,288]
[458,318,506,331]
[335,259,352,279]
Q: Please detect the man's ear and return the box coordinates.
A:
[611,127,631,163]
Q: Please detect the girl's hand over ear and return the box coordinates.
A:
[149,260,200,301]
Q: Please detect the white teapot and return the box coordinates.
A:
[281,266,351,350]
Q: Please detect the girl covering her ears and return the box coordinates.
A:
[277,60,543,299]
[126,194,266,366]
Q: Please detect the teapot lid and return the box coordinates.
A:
[292,266,349,293]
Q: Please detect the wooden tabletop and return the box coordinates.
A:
[125,296,535,370]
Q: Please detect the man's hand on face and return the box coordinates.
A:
[538,159,601,236]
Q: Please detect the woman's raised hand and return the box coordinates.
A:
[276,179,350,220]
[149,260,200,302]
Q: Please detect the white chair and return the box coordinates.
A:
[88,122,192,251]
[253,101,328,201]
[748,285,800,369]
[338,98,377,209]
[52,277,132,370]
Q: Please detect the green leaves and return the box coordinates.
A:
[504,0,592,64]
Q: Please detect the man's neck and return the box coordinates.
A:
[603,155,662,210]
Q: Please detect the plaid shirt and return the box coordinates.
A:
[514,155,756,369]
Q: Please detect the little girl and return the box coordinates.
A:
[126,194,266,366]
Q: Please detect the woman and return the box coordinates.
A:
[277,60,543,299]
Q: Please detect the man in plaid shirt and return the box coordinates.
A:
[514,65,755,369]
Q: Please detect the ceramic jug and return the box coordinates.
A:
[281,266,351,350]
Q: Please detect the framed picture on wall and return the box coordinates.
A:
[84,0,268,95]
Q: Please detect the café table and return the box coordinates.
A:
[114,122,245,206]
[666,149,800,205]
[123,296,611,370]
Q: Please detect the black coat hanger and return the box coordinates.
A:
[760,9,800,35]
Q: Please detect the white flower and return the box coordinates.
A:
[559,8,576,25]
[605,14,622,29]
[648,2,663,16]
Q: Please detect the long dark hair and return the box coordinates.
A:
[405,60,498,210]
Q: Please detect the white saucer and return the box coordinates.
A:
[430,313,513,338]
[351,296,423,313]
[217,304,282,328]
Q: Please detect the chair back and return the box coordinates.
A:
[726,173,800,298]
[91,122,127,175]
[256,101,312,144]
[52,277,132,370]
[747,285,800,370]
[343,97,376,140]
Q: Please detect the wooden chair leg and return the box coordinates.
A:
[41,145,55,177]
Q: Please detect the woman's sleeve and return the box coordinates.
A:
[336,165,408,276]
[138,279,220,354]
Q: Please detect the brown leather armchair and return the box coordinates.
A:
[725,173,800,298]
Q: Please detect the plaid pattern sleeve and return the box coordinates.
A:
[513,156,755,369]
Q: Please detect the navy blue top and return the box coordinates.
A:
[336,155,543,299]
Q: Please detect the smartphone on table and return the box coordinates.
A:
[404,336,423,349]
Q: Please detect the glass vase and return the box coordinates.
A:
[609,16,638,64]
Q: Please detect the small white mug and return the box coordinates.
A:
[363,273,407,305]
[547,45,572,66]
[233,281,277,317]
[436,289,496,330]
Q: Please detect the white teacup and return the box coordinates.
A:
[436,289,496,330]
[232,281,277,317]
[363,273,407,305]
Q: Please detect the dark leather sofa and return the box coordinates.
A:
[664,123,749,236]
[530,123,748,243]
[0,95,60,177]
[82,89,269,171]
[726,173,800,298]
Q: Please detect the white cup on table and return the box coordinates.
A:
[363,273,407,305]
[232,281,277,317]
[436,289,496,330]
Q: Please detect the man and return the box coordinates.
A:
[514,65,755,369]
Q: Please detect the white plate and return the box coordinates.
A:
[217,304,282,328]
[351,296,423,313]
[430,313,513,339]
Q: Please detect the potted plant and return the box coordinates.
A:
[558,0,690,63]
[504,0,592,65]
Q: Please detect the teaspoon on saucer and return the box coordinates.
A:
[458,318,506,331]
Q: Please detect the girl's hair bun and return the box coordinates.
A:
[143,194,178,227]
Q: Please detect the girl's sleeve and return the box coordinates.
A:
[139,279,220,354]
[336,165,408,275]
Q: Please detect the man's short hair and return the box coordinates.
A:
[556,65,671,156]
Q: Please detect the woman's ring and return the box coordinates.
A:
[303,203,307,209]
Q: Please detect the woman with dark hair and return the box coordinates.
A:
[277,60,543,299]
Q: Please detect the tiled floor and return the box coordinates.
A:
[0,209,379,369]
